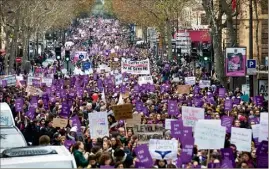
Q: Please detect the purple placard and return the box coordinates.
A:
[168,100,179,116]
[171,120,183,139]
[180,136,194,164]
[221,116,234,133]
[30,96,38,108]
[179,126,192,142]
[254,96,264,106]
[70,115,81,132]
[15,98,24,112]
[25,106,36,120]
[224,99,233,111]
[134,144,153,168]
[218,88,226,98]
[233,98,241,105]
[1,80,7,87]
[176,157,183,168]
[220,148,235,168]
[135,101,144,112]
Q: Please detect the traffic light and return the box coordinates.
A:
[55,47,61,61]
[201,43,211,62]
[88,36,93,47]
[191,42,198,59]
[65,50,70,62]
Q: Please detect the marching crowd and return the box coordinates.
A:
[0,17,268,168]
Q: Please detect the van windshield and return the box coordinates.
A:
[0,110,14,127]
[0,133,27,152]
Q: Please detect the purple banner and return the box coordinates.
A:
[171,120,183,139]
[15,98,24,112]
[224,99,233,111]
[254,96,264,106]
[218,88,226,98]
[225,47,246,77]
[220,148,235,168]
[168,100,179,116]
[180,137,194,164]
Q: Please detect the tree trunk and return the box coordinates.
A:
[253,0,260,66]
[166,19,172,60]
[212,27,225,85]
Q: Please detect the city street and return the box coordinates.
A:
[0,0,268,168]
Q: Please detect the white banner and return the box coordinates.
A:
[121,58,150,74]
[194,122,226,150]
[231,127,252,152]
[27,76,41,86]
[114,74,123,86]
[138,75,153,85]
[88,112,109,139]
[199,80,211,88]
[149,139,178,160]
[0,75,16,86]
[185,77,196,85]
[41,77,53,87]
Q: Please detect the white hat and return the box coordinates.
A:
[70,126,77,132]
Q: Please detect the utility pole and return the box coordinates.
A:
[249,0,254,97]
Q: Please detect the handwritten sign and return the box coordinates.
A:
[26,86,43,96]
[231,127,252,152]
[165,119,177,130]
[182,106,205,127]
[138,75,153,85]
[184,77,196,85]
[149,139,178,160]
[112,104,133,120]
[52,118,69,128]
[176,85,191,94]
[114,74,123,86]
[88,112,109,139]
[194,122,226,149]
[126,114,142,127]
[199,80,211,88]
[258,112,268,142]
[133,124,164,144]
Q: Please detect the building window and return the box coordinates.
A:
[261,0,268,14]
[200,13,208,25]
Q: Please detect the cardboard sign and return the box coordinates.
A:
[126,114,142,127]
[149,139,178,160]
[112,104,133,120]
[177,85,190,94]
[26,86,43,96]
[52,118,69,128]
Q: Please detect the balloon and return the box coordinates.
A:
[92,93,99,101]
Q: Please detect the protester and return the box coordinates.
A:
[0,16,268,169]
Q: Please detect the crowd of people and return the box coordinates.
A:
[0,17,268,169]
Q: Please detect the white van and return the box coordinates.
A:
[0,102,16,127]
[0,146,77,168]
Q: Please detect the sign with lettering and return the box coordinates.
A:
[0,75,16,86]
[176,85,191,94]
[149,139,178,160]
[182,106,205,127]
[184,77,196,85]
[112,104,133,120]
[258,80,268,100]
[114,74,123,86]
[134,144,154,167]
[194,122,226,149]
[126,114,142,127]
[138,75,153,85]
[88,112,109,139]
[258,113,268,142]
[199,80,211,88]
[52,118,69,128]
[121,58,150,74]
[231,127,252,152]
[133,124,164,144]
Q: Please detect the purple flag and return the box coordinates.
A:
[15,98,24,112]
[168,100,179,116]
[70,115,81,132]
[25,107,36,120]
[64,140,76,150]
[30,96,38,108]
[221,116,234,133]
[220,148,235,168]
[1,80,7,87]
[171,120,183,139]
[134,144,153,168]
[224,99,233,111]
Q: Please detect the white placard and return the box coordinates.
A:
[138,76,153,85]
[88,112,109,139]
[258,112,268,142]
[115,74,123,86]
[194,123,226,149]
[0,75,16,86]
[182,106,205,127]
[185,77,196,85]
[165,119,177,130]
[149,139,178,160]
[199,80,211,88]
[251,124,259,139]
[231,127,252,152]
[121,58,150,74]
[27,76,41,86]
